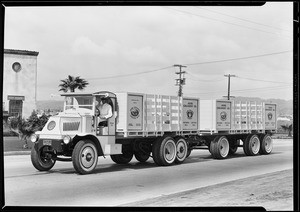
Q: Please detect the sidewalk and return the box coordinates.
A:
[3,136,32,156]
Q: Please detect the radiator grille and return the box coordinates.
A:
[63,122,80,131]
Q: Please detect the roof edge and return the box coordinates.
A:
[4,49,39,56]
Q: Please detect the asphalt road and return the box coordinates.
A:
[4,139,293,206]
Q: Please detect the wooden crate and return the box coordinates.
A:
[115,92,199,137]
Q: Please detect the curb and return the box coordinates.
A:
[4,151,31,156]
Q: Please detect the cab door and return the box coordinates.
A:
[94,92,117,136]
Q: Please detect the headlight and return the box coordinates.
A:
[63,135,71,144]
[47,121,56,131]
[30,134,38,143]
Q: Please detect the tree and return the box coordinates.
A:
[58,75,89,93]
[281,124,293,137]
[8,111,49,148]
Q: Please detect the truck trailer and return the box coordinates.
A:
[30,91,277,174]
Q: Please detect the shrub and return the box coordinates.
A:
[8,111,49,148]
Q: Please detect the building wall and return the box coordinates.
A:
[3,49,39,118]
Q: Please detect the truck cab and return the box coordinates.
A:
[31,91,122,174]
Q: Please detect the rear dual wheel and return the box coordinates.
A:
[111,145,133,164]
[259,134,273,154]
[243,134,260,156]
[210,136,230,159]
[175,137,188,164]
[152,136,177,166]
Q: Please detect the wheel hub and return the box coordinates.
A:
[86,153,92,162]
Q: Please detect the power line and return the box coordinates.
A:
[194,7,292,32]
[186,72,224,82]
[86,50,291,81]
[237,76,292,84]
[86,65,173,80]
[186,85,292,95]
[164,7,292,39]
[183,50,292,66]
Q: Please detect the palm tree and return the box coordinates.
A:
[281,124,293,137]
[58,75,89,93]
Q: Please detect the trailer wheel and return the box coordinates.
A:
[186,149,192,158]
[152,136,176,166]
[31,145,56,171]
[175,137,188,164]
[229,140,239,155]
[72,140,98,175]
[259,134,273,154]
[243,134,260,156]
[210,136,230,159]
[111,145,133,164]
[134,151,150,163]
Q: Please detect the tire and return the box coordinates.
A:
[259,134,273,154]
[72,140,98,174]
[134,141,151,163]
[152,136,176,166]
[175,137,188,164]
[229,140,239,155]
[111,145,133,164]
[210,136,230,159]
[31,145,56,171]
[243,134,260,156]
[186,149,192,158]
[134,151,150,163]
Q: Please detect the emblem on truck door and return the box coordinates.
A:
[220,111,227,121]
[130,107,140,119]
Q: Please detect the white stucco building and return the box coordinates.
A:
[3,49,39,118]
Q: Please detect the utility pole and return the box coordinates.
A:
[174,64,187,97]
[224,74,236,100]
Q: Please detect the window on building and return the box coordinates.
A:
[9,100,23,117]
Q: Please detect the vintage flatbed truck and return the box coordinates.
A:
[30,91,277,174]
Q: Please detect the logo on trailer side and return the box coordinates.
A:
[130,107,140,119]
[220,111,227,121]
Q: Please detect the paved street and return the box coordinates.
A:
[4,139,293,207]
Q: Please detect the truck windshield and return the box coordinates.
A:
[64,96,93,110]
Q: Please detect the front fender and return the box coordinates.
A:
[72,135,104,156]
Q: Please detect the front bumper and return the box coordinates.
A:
[37,138,69,154]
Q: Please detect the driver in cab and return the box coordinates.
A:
[95,97,113,127]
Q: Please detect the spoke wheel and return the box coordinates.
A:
[259,134,273,154]
[210,136,230,159]
[243,134,260,156]
[72,140,98,174]
[31,145,56,171]
[152,136,176,166]
[175,137,188,164]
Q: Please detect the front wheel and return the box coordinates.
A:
[72,140,98,175]
[31,145,56,171]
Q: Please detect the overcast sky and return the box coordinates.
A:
[4,3,293,101]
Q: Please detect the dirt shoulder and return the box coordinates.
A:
[123,169,293,211]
